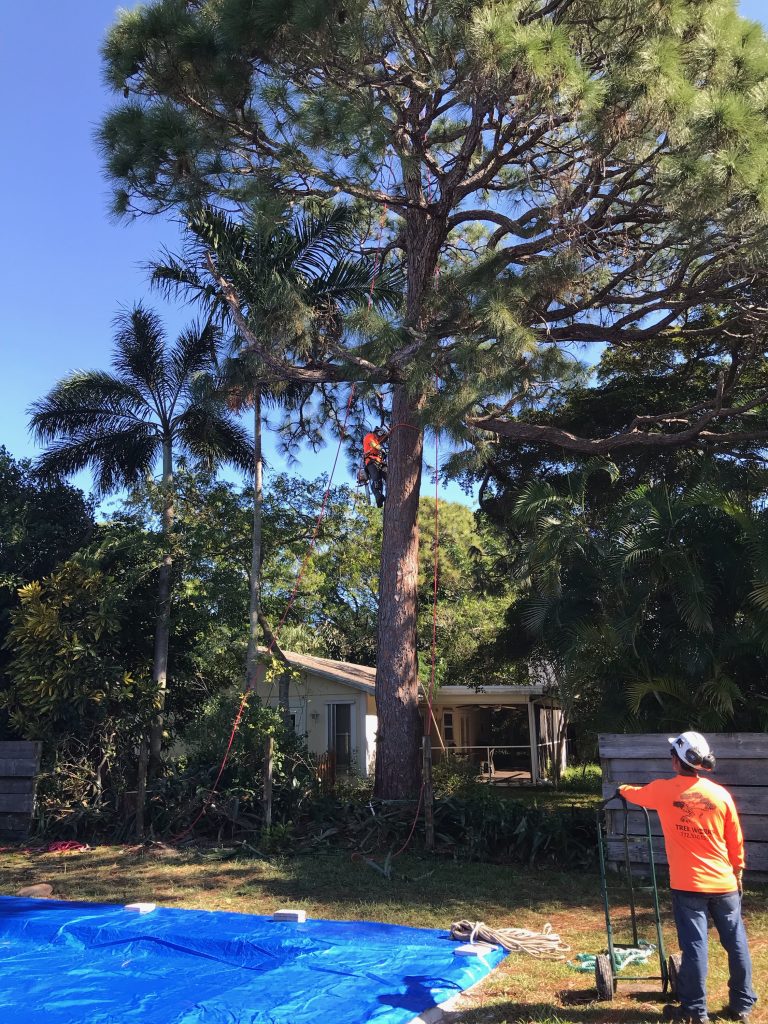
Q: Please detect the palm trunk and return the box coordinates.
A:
[373,384,425,798]
[149,439,174,777]
[246,391,263,689]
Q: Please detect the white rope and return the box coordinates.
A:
[450,919,571,960]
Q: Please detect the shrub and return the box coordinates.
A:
[431,753,483,797]
[558,762,603,793]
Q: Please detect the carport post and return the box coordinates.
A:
[527,700,541,784]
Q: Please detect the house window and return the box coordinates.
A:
[443,710,455,746]
[327,703,353,769]
[289,713,296,732]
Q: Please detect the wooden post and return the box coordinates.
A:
[527,700,541,784]
[262,735,274,832]
[135,736,148,841]
[422,735,434,852]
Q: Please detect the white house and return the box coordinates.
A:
[254,651,565,783]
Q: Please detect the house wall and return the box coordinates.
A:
[255,666,373,777]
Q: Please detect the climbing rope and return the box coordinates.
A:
[450,920,571,960]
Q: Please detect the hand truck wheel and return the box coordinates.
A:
[595,953,615,1001]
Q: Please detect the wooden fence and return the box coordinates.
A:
[599,733,768,875]
[0,741,42,840]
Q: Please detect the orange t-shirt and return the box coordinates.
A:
[363,433,384,465]
[619,775,744,893]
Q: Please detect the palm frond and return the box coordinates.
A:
[512,480,561,524]
[29,371,150,443]
[34,427,160,495]
[111,304,169,406]
[174,376,253,474]
[168,320,222,399]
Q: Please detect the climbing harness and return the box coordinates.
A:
[450,920,570,961]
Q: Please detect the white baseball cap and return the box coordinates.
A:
[668,731,715,770]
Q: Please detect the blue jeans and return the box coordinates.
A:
[671,889,757,1017]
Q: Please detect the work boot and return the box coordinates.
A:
[662,1005,709,1024]
[721,1010,751,1023]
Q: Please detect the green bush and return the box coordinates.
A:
[431,753,482,797]
[558,762,603,793]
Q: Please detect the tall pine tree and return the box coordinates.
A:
[100,0,768,796]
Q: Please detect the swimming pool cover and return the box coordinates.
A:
[0,896,506,1024]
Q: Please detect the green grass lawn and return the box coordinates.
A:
[0,844,764,1023]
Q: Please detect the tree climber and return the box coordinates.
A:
[362,426,389,508]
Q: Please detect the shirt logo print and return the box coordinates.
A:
[672,795,717,823]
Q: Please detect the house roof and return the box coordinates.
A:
[277,650,376,695]
[274,651,554,703]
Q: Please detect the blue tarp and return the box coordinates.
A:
[0,896,506,1024]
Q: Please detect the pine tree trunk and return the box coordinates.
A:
[149,440,174,777]
[373,384,425,798]
[246,392,263,690]
[372,192,443,798]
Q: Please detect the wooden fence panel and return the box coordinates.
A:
[599,733,768,878]
[603,758,763,788]
[599,734,768,759]
[0,741,41,840]
[606,838,768,874]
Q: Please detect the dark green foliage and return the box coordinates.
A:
[490,463,768,740]
[0,448,94,738]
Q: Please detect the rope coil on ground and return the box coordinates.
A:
[450,920,571,960]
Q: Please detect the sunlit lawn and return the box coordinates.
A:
[0,844,765,1023]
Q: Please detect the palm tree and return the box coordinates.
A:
[151,204,392,714]
[29,304,251,828]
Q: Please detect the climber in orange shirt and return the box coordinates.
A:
[362,426,388,508]
[619,732,756,1024]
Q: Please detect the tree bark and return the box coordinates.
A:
[373,185,445,797]
[149,439,174,777]
[373,383,425,798]
[246,392,263,690]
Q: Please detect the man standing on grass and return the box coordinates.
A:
[619,731,757,1024]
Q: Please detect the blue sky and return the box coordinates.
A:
[1,1,766,505]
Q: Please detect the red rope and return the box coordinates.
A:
[173,386,357,841]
